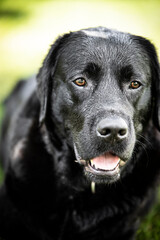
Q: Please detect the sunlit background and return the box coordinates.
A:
[0,0,160,239]
[0,0,160,101]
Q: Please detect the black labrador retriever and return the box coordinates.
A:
[0,27,160,240]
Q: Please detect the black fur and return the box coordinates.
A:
[0,27,160,240]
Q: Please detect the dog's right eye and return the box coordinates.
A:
[129,81,141,89]
[73,78,87,87]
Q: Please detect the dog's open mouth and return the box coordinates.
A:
[89,152,121,171]
[75,150,126,177]
[74,144,127,183]
[85,152,126,175]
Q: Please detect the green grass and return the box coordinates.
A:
[0,167,4,186]
[136,191,160,240]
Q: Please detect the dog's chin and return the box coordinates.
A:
[85,168,121,184]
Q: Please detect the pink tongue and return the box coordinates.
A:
[91,152,120,171]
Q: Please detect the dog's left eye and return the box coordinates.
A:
[129,81,141,89]
[73,78,87,87]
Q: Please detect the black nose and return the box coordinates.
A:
[97,117,128,141]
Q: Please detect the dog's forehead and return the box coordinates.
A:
[57,29,151,78]
[81,28,130,41]
[81,29,110,39]
[59,31,130,67]
[60,30,138,63]
[62,29,132,55]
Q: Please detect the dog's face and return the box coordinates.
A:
[37,27,160,184]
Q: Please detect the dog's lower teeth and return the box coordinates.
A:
[90,160,96,169]
[92,164,96,169]
[120,160,126,166]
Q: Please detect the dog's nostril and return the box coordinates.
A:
[99,128,111,136]
[118,129,127,136]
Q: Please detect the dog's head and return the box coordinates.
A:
[37,27,160,184]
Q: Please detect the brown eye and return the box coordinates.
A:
[73,78,87,87]
[130,81,141,89]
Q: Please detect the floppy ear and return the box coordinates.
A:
[147,43,160,131]
[133,36,160,131]
[36,33,71,124]
[152,63,160,131]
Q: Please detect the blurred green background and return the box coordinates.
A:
[0,0,160,239]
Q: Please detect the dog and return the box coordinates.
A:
[0,27,160,240]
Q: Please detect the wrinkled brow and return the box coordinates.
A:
[83,62,101,79]
[119,65,134,80]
